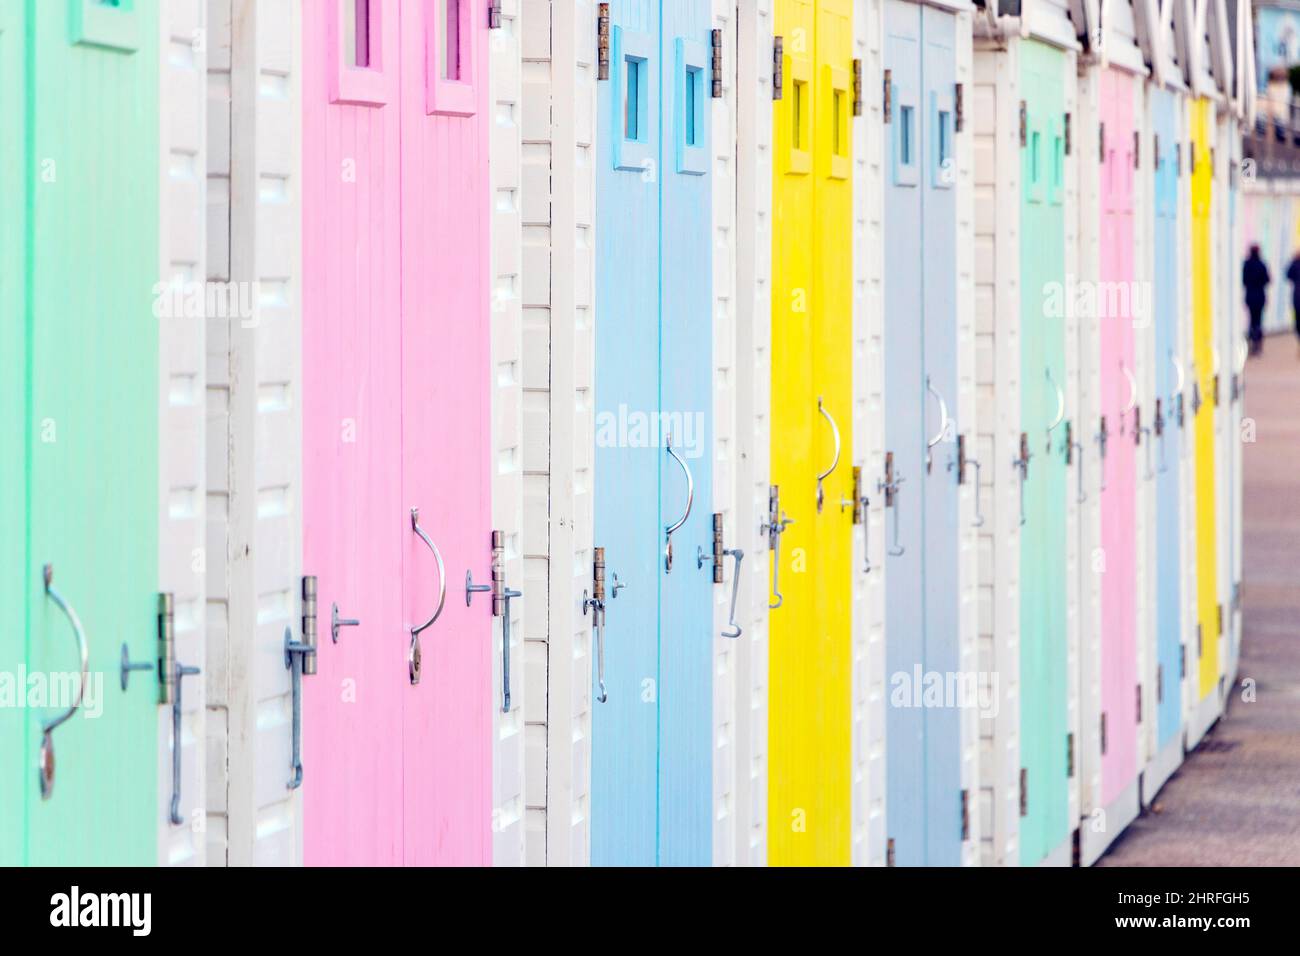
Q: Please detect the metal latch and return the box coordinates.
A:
[878,452,905,555]
[762,485,794,608]
[584,547,609,703]
[597,4,610,81]
[951,435,984,528]
[470,531,521,711]
[151,593,201,825]
[773,36,784,101]
[284,576,319,789]
[1013,433,1030,526]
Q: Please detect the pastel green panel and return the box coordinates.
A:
[1018,38,1068,867]
[24,0,159,865]
[0,0,26,866]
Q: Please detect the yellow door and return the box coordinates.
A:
[769,0,854,866]
[1189,98,1219,700]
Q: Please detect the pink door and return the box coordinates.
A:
[301,0,490,866]
[1098,68,1137,806]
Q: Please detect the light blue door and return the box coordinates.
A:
[592,0,714,867]
[883,0,961,866]
[1151,88,1183,748]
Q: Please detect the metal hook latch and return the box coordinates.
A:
[1012,433,1030,526]
[583,547,608,703]
[284,577,319,790]
[331,603,360,643]
[816,397,842,511]
[951,434,984,528]
[469,531,521,712]
[878,451,905,555]
[168,659,201,826]
[761,485,795,609]
[664,435,694,573]
[38,563,88,801]
[721,548,745,639]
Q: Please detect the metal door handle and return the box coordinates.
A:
[721,549,744,639]
[1046,367,1065,444]
[926,377,949,470]
[816,397,841,511]
[410,508,447,685]
[284,626,308,789]
[38,564,88,801]
[331,603,360,643]
[664,435,694,573]
[1121,361,1137,415]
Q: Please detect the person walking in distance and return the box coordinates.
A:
[1244,244,1270,357]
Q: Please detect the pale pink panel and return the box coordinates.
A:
[301,0,406,866]
[398,0,493,866]
[1099,69,1138,805]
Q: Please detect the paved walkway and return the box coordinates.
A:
[1099,334,1300,866]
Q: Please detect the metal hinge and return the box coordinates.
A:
[852,466,865,524]
[711,29,723,99]
[1099,121,1105,163]
[957,434,968,481]
[1067,732,1075,777]
[1019,100,1026,146]
[883,68,891,122]
[1154,132,1160,168]
[597,4,610,81]
[1176,142,1182,175]
[852,59,863,116]
[955,83,964,132]
[300,575,319,676]
[1064,420,1073,465]
[1157,664,1164,703]
[709,513,725,583]
[1134,405,1142,446]
[1197,623,1203,657]
[1180,644,1186,678]
[1213,372,1220,406]
[1210,147,1215,174]
[1100,712,1108,755]
[1064,112,1071,155]
[773,36,784,101]
[488,0,502,29]
[158,592,177,705]
[1136,683,1143,723]
[1155,398,1164,437]
[886,837,896,866]
[1189,142,1196,174]
[1234,581,1242,611]
[1217,603,1223,635]
[1134,130,1140,169]
[960,788,970,840]
[1019,768,1028,817]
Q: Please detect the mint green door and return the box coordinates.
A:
[0,0,26,867]
[1018,39,1069,866]
[20,0,159,865]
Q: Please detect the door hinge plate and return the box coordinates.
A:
[1100,712,1108,755]
[158,592,176,705]
[597,5,610,80]
[961,788,970,840]
[711,29,723,99]
[1019,100,1026,146]
[773,36,784,100]
[1064,111,1071,155]
[852,59,863,116]
[955,82,964,132]
[488,0,502,29]
[1067,732,1075,777]
[1019,768,1028,817]
[883,69,891,123]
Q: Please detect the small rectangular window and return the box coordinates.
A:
[685,67,700,147]
[900,105,914,165]
[440,0,462,80]
[625,57,642,139]
[793,80,806,150]
[346,0,371,68]
[833,90,844,156]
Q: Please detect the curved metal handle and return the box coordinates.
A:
[41,564,88,735]
[926,376,950,451]
[1046,367,1065,438]
[816,397,841,511]
[410,508,447,637]
[721,549,744,639]
[1170,351,1185,394]
[1235,340,1248,376]
[1121,362,1137,415]
[664,436,694,572]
